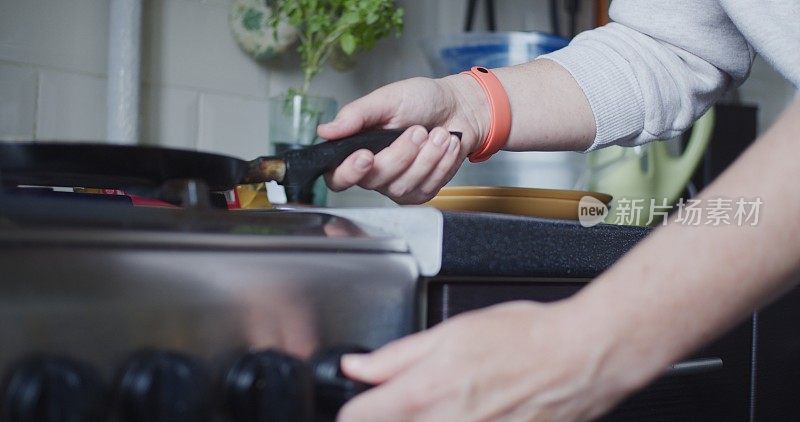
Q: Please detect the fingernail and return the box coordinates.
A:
[448,136,459,153]
[432,130,447,147]
[411,127,426,145]
[355,154,372,170]
[342,354,365,369]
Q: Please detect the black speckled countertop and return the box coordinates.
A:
[440,212,651,278]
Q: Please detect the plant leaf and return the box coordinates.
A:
[269,0,404,93]
[340,32,357,55]
[340,11,360,26]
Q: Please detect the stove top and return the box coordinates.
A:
[1,192,357,236]
[0,192,419,421]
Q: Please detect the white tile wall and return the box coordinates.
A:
[0,0,108,75]
[140,84,199,149]
[197,92,269,159]
[36,69,107,140]
[142,0,271,99]
[0,63,37,140]
[199,0,230,6]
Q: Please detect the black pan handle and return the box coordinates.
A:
[280,129,462,190]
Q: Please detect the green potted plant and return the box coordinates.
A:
[265,0,403,204]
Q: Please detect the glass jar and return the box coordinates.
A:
[268,94,337,205]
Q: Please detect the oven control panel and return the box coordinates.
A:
[1,346,369,422]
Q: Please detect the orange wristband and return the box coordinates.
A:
[461,66,512,163]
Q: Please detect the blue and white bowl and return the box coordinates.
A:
[422,32,569,77]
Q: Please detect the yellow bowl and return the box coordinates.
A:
[426,186,612,220]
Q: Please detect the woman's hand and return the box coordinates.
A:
[336,301,646,422]
[318,75,488,204]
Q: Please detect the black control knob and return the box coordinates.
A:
[1,356,106,422]
[115,350,211,422]
[310,345,372,418]
[223,350,313,422]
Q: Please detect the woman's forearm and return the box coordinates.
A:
[571,99,800,392]
[441,59,597,153]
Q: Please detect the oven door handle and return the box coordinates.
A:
[665,357,724,377]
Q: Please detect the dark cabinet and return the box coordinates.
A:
[604,321,752,422]
[425,277,753,421]
[754,284,800,421]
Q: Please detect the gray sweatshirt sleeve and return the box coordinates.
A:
[540,0,754,150]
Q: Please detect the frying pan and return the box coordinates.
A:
[0,129,462,202]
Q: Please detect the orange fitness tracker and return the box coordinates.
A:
[461,66,512,163]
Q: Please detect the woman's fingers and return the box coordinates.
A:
[318,85,397,140]
[337,369,430,422]
[341,329,436,385]
[337,375,409,422]
[337,333,439,420]
[383,127,451,199]
[323,124,466,202]
[358,126,428,190]
[387,132,463,204]
[325,150,375,192]
[338,333,442,422]
[416,134,462,198]
[324,126,424,191]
